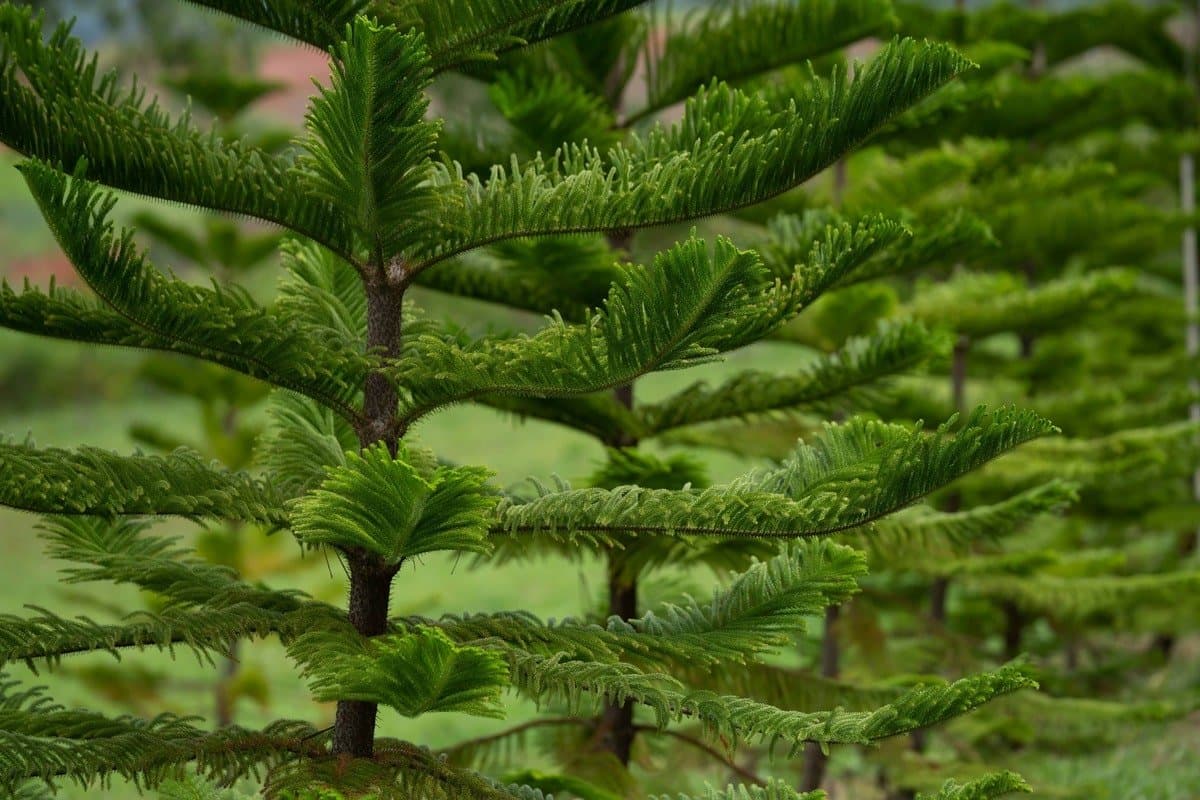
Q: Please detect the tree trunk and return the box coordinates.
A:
[215,640,239,727]
[1002,601,1024,661]
[332,282,405,758]
[332,553,396,756]
[599,555,639,765]
[596,227,640,766]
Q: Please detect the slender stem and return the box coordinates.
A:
[361,282,405,450]
[599,549,639,765]
[441,718,587,758]
[635,726,766,787]
[214,640,240,727]
[333,280,406,758]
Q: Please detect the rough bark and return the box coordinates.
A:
[332,281,405,758]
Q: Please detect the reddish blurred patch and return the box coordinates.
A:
[8,252,78,286]
[257,46,331,124]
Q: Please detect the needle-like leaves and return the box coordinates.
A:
[5,162,368,421]
[495,407,1057,543]
[404,39,972,270]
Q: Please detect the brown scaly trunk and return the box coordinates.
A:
[215,640,240,727]
[801,605,841,792]
[332,281,405,758]
[600,554,639,765]
[595,227,641,766]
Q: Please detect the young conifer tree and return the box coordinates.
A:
[0,2,1061,797]
[676,3,1200,794]
[422,3,984,784]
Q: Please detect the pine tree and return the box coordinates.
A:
[0,2,1063,797]
[673,2,1200,795]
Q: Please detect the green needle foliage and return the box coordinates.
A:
[0,1,1087,798]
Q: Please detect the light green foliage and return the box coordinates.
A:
[405,40,971,269]
[0,439,283,523]
[897,0,1183,72]
[495,407,1055,541]
[0,518,337,669]
[503,656,1035,749]
[391,232,859,426]
[296,627,509,718]
[904,269,1140,340]
[291,444,495,563]
[857,480,1078,566]
[758,209,995,288]
[298,19,439,263]
[916,771,1031,800]
[0,5,348,254]
[0,677,326,795]
[652,780,823,800]
[426,540,867,672]
[966,570,1200,622]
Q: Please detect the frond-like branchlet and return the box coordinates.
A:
[291,443,495,562]
[429,540,864,671]
[7,163,368,421]
[406,39,972,269]
[916,771,1031,800]
[495,406,1056,542]
[760,209,996,288]
[965,571,1200,622]
[293,627,509,718]
[36,518,307,611]
[374,0,652,73]
[0,605,296,672]
[634,0,898,124]
[653,779,823,800]
[856,480,1078,566]
[904,268,1141,340]
[0,517,341,669]
[504,655,1036,750]
[0,5,348,254]
[0,440,284,523]
[178,0,366,48]
[298,18,439,265]
[610,540,866,664]
[261,392,360,499]
[0,677,326,794]
[640,322,939,436]
[393,223,905,427]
